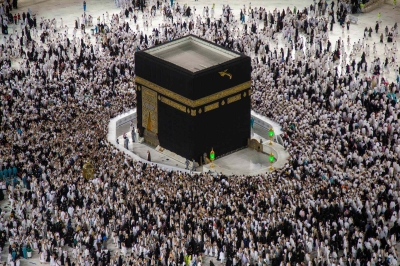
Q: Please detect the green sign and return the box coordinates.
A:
[269,154,274,163]
[210,152,215,160]
[269,129,274,137]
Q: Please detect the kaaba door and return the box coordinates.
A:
[142,87,158,134]
[141,87,160,147]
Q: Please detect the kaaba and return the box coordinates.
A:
[135,35,251,163]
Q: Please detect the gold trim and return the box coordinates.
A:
[191,109,196,116]
[142,87,158,134]
[227,94,241,104]
[198,108,202,114]
[160,96,187,113]
[218,69,233,79]
[136,76,251,108]
[221,100,225,106]
[204,102,219,112]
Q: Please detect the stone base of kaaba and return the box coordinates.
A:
[155,146,199,169]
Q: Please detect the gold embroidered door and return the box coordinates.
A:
[142,87,158,134]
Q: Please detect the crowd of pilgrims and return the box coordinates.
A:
[1,0,400,264]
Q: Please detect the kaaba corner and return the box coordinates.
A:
[135,35,252,163]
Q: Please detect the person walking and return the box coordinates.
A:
[83,1,86,12]
[123,133,129,149]
[131,128,135,143]
[394,0,397,9]
[192,159,196,171]
[124,136,129,150]
[240,9,245,23]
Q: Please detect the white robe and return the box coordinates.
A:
[40,250,47,263]
[204,245,209,256]
[219,250,225,261]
